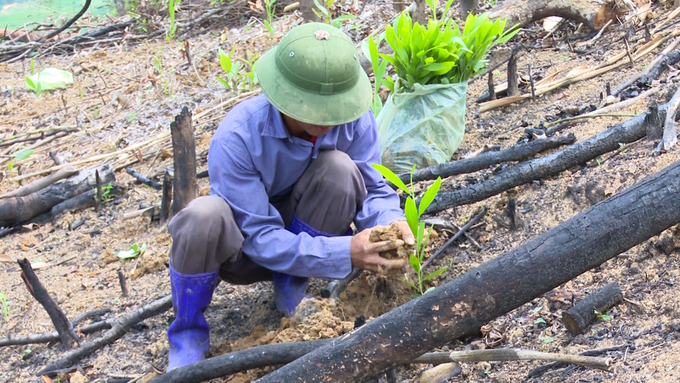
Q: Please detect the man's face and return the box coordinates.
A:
[297,121,334,137]
[281,113,334,138]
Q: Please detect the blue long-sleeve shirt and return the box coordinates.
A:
[208,94,405,279]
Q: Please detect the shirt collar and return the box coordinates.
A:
[262,100,290,139]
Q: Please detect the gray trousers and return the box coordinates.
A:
[168,150,367,284]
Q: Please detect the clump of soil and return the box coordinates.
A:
[220,298,354,353]
[369,221,413,259]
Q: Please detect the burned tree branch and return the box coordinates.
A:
[392,134,575,187]
[18,259,81,348]
[32,183,126,224]
[561,282,623,334]
[636,49,680,89]
[126,167,162,190]
[0,164,114,226]
[425,104,667,214]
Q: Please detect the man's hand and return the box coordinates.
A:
[393,220,415,246]
[350,227,406,274]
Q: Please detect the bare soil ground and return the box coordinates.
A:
[1,1,680,382]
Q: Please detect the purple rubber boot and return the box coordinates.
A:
[166,266,218,371]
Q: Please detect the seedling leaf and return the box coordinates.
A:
[372,163,409,193]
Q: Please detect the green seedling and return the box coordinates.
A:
[217,47,239,89]
[539,336,555,344]
[263,0,276,38]
[0,293,9,322]
[7,148,34,173]
[372,164,445,296]
[93,181,116,203]
[534,317,546,325]
[166,0,180,41]
[594,309,612,321]
[115,242,147,260]
[312,0,356,27]
[362,33,388,117]
[153,53,163,75]
[25,59,42,96]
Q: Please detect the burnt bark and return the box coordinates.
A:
[126,167,162,190]
[170,107,197,216]
[255,157,680,382]
[0,164,114,227]
[561,282,623,334]
[18,259,81,348]
[32,183,126,224]
[636,50,680,88]
[425,105,667,214]
[393,134,575,187]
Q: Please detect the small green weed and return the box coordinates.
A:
[115,243,147,260]
[263,0,276,38]
[594,309,612,321]
[7,148,34,173]
[313,0,356,27]
[0,293,10,322]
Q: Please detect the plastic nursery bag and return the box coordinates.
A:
[25,68,74,92]
[376,81,468,173]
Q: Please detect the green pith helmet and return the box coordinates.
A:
[256,23,372,126]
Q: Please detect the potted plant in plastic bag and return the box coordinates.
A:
[376,2,518,172]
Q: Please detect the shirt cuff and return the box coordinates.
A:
[319,235,353,279]
[377,211,407,226]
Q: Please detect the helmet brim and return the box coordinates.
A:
[256,48,373,126]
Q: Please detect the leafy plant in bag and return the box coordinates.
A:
[381,10,518,92]
[376,10,518,173]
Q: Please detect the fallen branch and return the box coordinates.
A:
[0,127,77,147]
[39,0,91,42]
[636,49,680,89]
[448,349,610,370]
[0,165,78,199]
[561,282,623,334]
[545,87,660,136]
[1,310,115,348]
[527,343,630,378]
[0,164,114,226]
[255,156,680,382]
[150,339,333,383]
[18,259,81,348]
[38,294,173,376]
[422,208,486,270]
[126,167,162,190]
[425,103,667,214]
[392,134,576,187]
[411,349,610,371]
[32,183,126,224]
